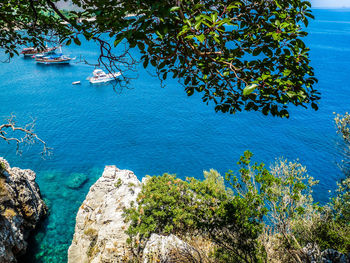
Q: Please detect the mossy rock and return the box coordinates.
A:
[0,178,8,197]
[66,173,88,189]
[0,162,7,178]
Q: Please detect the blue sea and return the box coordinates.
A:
[0,9,349,262]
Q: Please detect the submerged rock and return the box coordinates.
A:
[68,166,141,263]
[0,158,47,263]
[66,173,88,189]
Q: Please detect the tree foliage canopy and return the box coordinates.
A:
[1,0,320,117]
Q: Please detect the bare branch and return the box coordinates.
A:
[0,114,52,157]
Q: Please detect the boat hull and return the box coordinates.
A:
[21,47,58,57]
[23,53,36,57]
[36,60,72,64]
[89,72,121,84]
[89,78,115,84]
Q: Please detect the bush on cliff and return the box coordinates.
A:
[124,151,350,262]
[124,152,272,262]
[335,112,350,176]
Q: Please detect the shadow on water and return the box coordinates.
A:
[89,79,127,95]
[19,217,51,263]
[22,56,34,60]
[35,63,72,68]
[89,80,117,87]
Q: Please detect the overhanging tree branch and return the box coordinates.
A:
[0,115,51,157]
[0,0,320,117]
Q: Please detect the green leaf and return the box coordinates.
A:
[311,102,318,110]
[194,21,202,30]
[114,36,124,47]
[262,105,270,115]
[185,35,195,40]
[305,12,315,19]
[253,48,261,56]
[137,42,145,50]
[243,84,258,96]
[211,13,218,23]
[170,6,180,12]
[283,69,292,76]
[143,58,149,68]
[186,87,194,96]
[213,37,220,44]
[196,34,205,43]
[73,37,81,46]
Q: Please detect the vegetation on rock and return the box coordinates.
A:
[124,146,350,262]
[335,112,350,176]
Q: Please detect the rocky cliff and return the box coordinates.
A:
[0,158,47,263]
[68,166,142,263]
[69,166,350,263]
[68,166,198,263]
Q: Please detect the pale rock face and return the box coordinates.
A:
[0,158,47,263]
[68,166,141,263]
[68,166,196,263]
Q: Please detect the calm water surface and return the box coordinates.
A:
[0,9,349,262]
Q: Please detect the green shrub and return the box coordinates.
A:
[124,151,350,262]
[333,177,350,223]
[124,152,277,262]
[114,178,123,188]
[0,162,6,175]
[335,112,350,176]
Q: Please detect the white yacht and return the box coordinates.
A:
[88,69,121,84]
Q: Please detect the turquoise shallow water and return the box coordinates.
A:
[0,8,349,262]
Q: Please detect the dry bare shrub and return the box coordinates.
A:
[168,235,217,263]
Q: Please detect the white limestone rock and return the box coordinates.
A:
[68,165,141,263]
[68,166,198,263]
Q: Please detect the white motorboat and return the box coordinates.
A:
[88,69,121,84]
[72,81,81,85]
